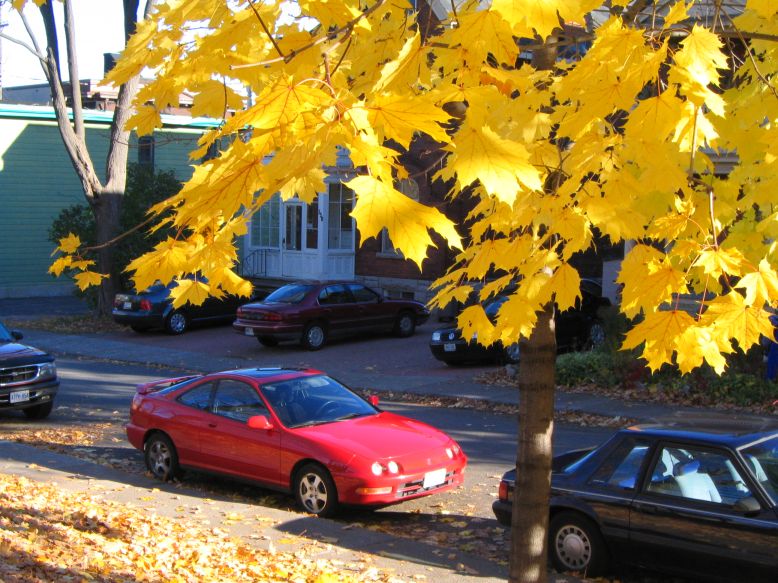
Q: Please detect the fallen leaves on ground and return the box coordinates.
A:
[0,473,391,582]
[355,389,634,428]
[5,315,124,334]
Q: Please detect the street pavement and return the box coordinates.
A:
[0,295,768,582]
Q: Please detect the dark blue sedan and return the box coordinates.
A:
[493,415,778,581]
[113,280,253,335]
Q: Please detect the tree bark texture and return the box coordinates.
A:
[509,306,557,583]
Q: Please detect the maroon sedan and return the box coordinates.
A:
[233,281,430,350]
[127,367,467,516]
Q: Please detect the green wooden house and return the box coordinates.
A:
[0,104,215,298]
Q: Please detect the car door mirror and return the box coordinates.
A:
[11,330,23,341]
[247,415,274,430]
[734,496,761,515]
[368,395,379,407]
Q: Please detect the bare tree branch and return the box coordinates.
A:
[63,0,84,139]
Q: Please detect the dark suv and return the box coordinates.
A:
[0,321,59,419]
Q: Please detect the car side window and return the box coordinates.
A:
[212,380,267,423]
[319,284,352,305]
[646,446,753,505]
[347,284,379,303]
[177,382,214,410]
[587,438,650,490]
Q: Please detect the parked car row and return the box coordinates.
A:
[112,278,612,363]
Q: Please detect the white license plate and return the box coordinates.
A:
[10,390,30,404]
[244,328,254,336]
[423,468,446,489]
[123,301,132,310]
[443,343,456,352]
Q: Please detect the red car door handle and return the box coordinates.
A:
[208,423,217,428]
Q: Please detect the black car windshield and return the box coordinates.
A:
[739,435,778,504]
[260,374,377,428]
[0,322,14,343]
[263,284,315,304]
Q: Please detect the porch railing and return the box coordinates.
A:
[239,249,268,278]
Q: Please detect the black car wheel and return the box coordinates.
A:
[164,310,189,335]
[301,322,327,350]
[144,433,180,481]
[257,336,279,347]
[549,511,608,576]
[22,400,53,420]
[584,322,606,350]
[294,463,338,516]
[394,311,416,337]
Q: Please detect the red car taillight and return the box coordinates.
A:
[140,299,152,311]
[498,480,510,502]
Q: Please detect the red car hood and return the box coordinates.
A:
[296,411,452,461]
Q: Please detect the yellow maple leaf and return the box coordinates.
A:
[445,122,542,203]
[74,271,107,291]
[348,175,461,267]
[191,80,246,118]
[675,325,730,375]
[663,1,690,28]
[57,233,81,254]
[48,256,73,277]
[735,259,778,306]
[623,310,695,372]
[126,104,161,136]
[373,32,430,92]
[169,278,211,308]
[458,304,499,347]
[692,248,745,279]
[365,94,450,149]
[620,259,688,319]
[550,264,581,312]
[702,292,776,349]
[492,0,600,40]
[495,293,540,342]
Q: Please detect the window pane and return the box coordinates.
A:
[647,446,751,505]
[328,182,354,250]
[306,201,318,249]
[251,194,280,248]
[213,380,266,423]
[587,438,649,490]
[177,383,213,410]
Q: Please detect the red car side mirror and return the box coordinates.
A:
[247,415,274,430]
[368,395,379,407]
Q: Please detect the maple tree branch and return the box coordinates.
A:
[0,31,45,62]
[77,213,159,253]
[721,10,778,100]
[246,0,285,59]
[233,0,386,70]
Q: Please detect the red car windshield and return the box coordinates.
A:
[260,374,377,428]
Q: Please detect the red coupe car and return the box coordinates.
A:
[127,367,466,516]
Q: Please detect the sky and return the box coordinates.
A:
[0,1,130,88]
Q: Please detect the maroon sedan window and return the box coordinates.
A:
[264,284,314,304]
[319,284,352,305]
[347,284,380,303]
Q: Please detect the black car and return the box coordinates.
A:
[429,279,610,365]
[0,321,59,419]
[113,280,253,335]
[493,415,778,581]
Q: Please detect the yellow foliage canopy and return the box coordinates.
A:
[46,0,778,372]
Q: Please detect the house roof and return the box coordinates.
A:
[0,103,218,131]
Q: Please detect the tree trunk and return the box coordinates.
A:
[93,188,123,314]
[509,306,557,583]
